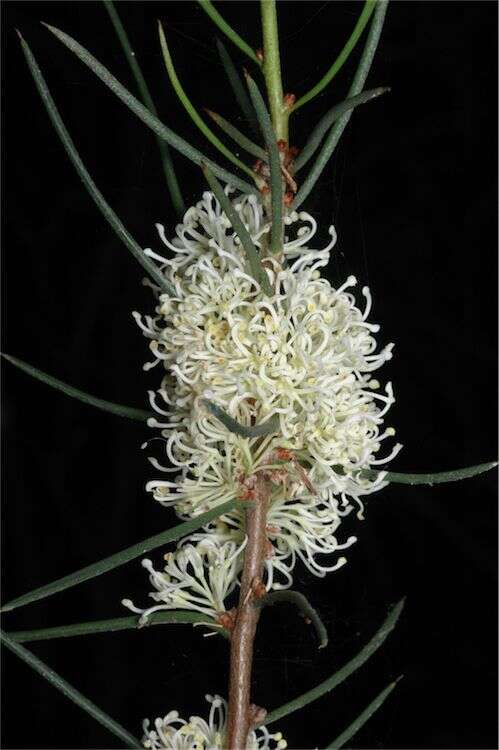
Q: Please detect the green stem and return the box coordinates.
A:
[260,0,288,142]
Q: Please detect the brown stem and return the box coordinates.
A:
[226,473,270,749]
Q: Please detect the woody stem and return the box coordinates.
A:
[226,474,270,749]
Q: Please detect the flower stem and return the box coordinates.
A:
[260,0,288,142]
[227,474,270,750]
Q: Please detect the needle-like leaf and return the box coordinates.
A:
[294,0,389,210]
[216,39,260,135]
[256,590,328,649]
[0,500,237,613]
[365,462,498,485]
[17,31,175,295]
[294,87,390,173]
[0,629,142,748]
[203,399,280,438]
[103,0,185,215]
[205,109,266,161]
[42,23,258,197]
[263,597,405,726]
[327,677,402,748]
[201,165,273,295]
[2,353,152,422]
[196,0,261,65]
[245,72,283,255]
[158,21,256,181]
[8,611,225,643]
[292,0,377,112]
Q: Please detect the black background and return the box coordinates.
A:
[1,1,497,749]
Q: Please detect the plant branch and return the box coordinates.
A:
[227,474,270,750]
[260,0,287,142]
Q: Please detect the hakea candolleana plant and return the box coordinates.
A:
[1,2,497,749]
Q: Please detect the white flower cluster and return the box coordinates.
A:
[142,694,286,750]
[126,187,401,623]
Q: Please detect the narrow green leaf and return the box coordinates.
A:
[245,72,283,255]
[203,399,280,438]
[158,22,256,181]
[294,0,389,210]
[42,23,258,197]
[364,461,498,486]
[294,87,390,173]
[9,611,225,643]
[201,165,273,295]
[0,629,142,748]
[256,590,328,649]
[216,39,260,135]
[103,0,185,215]
[196,0,261,65]
[17,31,175,295]
[205,109,266,161]
[263,597,405,726]
[292,0,377,112]
[1,500,237,613]
[327,677,402,748]
[2,353,152,422]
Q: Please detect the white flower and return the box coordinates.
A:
[122,538,246,625]
[142,694,286,750]
[135,188,401,586]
